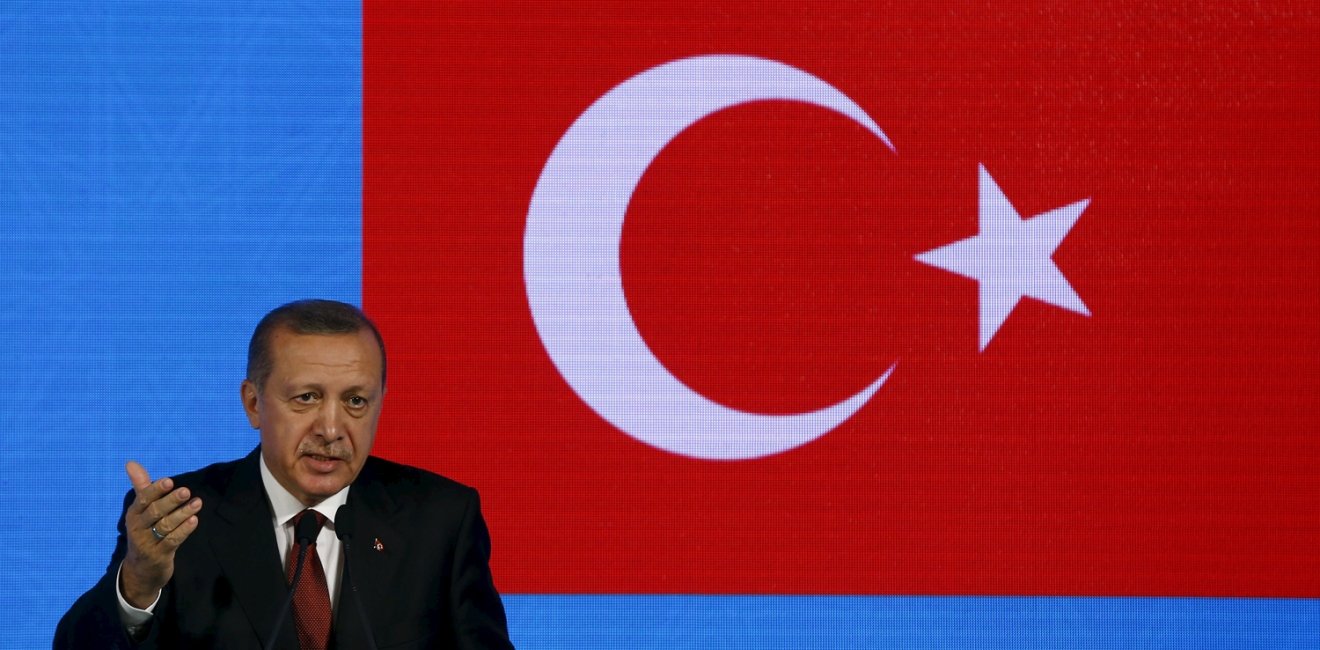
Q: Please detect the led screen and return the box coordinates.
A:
[4,2,1317,647]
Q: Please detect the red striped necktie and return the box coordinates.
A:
[286,510,331,650]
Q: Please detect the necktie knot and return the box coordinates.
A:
[292,509,327,544]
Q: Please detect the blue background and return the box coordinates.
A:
[0,2,359,646]
[1,2,1315,648]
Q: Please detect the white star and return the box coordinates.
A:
[915,164,1091,351]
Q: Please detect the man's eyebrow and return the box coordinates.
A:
[280,380,325,391]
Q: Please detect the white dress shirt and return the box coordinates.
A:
[117,454,350,631]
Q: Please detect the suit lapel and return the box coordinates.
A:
[208,449,297,649]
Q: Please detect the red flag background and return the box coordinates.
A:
[364,2,1318,596]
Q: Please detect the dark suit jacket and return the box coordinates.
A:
[54,449,515,649]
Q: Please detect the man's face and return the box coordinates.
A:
[241,328,385,506]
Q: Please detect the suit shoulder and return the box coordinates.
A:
[360,455,477,500]
[171,453,249,485]
[164,451,258,502]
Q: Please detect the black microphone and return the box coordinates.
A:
[335,504,379,650]
[264,511,323,650]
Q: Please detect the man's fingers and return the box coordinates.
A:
[141,487,191,523]
[158,513,200,549]
[151,497,203,538]
[126,461,173,513]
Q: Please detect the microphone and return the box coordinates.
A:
[264,512,323,650]
[335,504,380,650]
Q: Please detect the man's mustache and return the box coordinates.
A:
[297,444,350,461]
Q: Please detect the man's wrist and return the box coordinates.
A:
[115,561,159,625]
[118,559,163,610]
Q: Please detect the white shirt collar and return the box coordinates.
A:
[259,450,351,530]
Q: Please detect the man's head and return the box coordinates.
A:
[241,300,387,506]
[246,299,386,391]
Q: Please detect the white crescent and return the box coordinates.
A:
[524,55,897,460]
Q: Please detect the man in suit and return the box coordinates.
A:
[55,299,515,649]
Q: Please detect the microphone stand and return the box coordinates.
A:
[335,504,379,650]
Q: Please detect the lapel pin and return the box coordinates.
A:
[372,537,384,552]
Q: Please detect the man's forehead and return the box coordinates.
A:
[270,327,373,345]
[268,329,383,376]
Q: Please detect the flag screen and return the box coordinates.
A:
[4,2,1318,647]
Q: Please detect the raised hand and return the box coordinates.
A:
[118,461,202,609]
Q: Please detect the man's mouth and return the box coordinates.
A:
[301,453,346,471]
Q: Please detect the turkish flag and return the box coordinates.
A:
[364,2,1319,596]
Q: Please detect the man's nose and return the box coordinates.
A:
[315,401,343,440]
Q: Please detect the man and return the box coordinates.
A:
[55,299,515,649]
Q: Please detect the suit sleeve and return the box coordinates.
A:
[53,489,168,650]
[448,489,515,650]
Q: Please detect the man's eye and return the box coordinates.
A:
[294,393,318,403]
[347,396,368,408]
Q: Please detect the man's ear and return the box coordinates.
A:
[240,380,261,429]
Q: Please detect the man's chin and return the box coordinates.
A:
[293,464,353,503]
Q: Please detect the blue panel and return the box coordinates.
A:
[0,1,360,645]
[505,595,1320,649]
